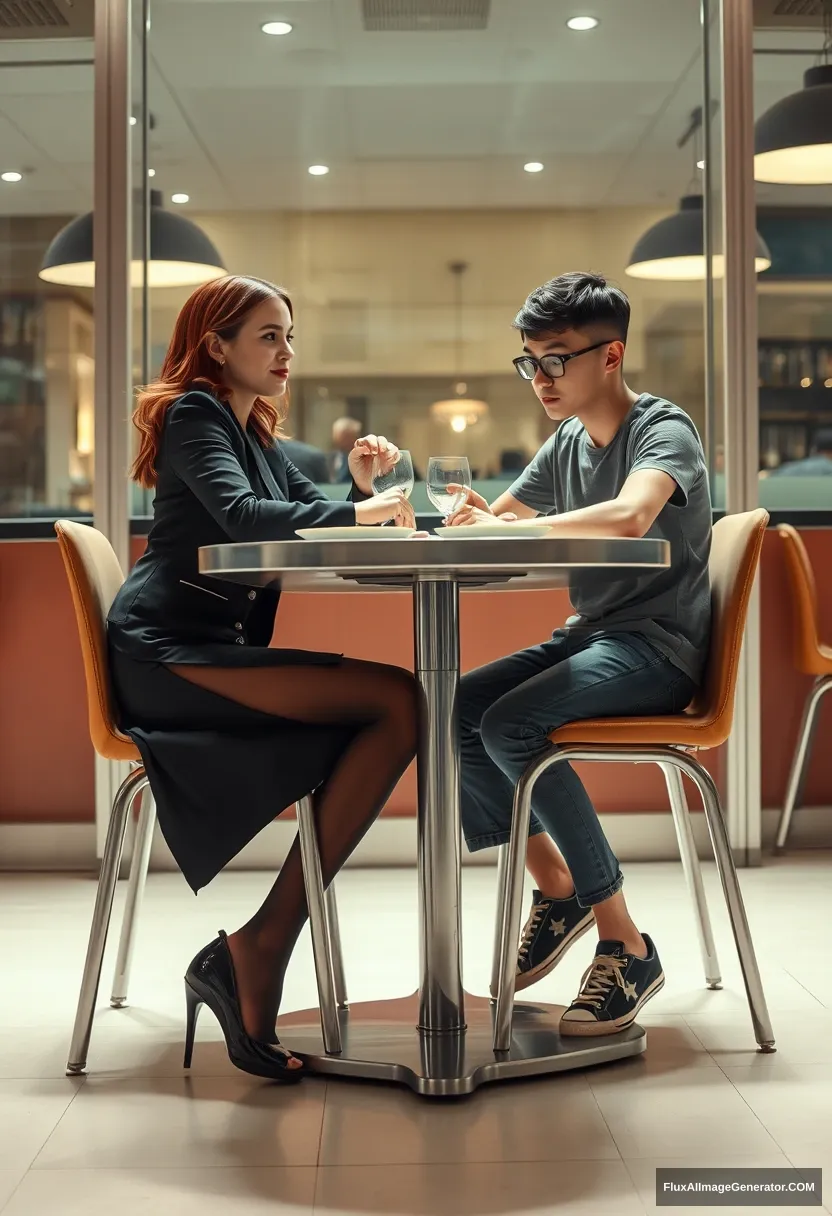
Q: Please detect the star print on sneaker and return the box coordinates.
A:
[491,889,594,997]
[559,934,664,1036]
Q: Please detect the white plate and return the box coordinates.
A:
[295,526,417,541]
[434,523,553,539]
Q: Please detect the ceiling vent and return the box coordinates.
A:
[362,0,491,33]
[753,0,826,29]
[0,0,94,39]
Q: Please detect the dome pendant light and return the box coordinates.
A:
[755,63,832,185]
[39,189,226,288]
[626,108,770,281]
[626,195,772,281]
[430,261,489,434]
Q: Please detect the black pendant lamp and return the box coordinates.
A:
[626,194,772,281]
[39,190,226,288]
[755,63,832,185]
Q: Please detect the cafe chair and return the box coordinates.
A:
[772,524,832,854]
[491,509,776,1054]
[55,519,347,1075]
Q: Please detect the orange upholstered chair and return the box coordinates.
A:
[55,520,347,1075]
[773,524,832,853]
[491,509,775,1055]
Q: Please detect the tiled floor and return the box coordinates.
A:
[1,856,831,1214]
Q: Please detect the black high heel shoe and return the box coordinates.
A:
[183,930,304,1082]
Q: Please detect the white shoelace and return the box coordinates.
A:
[517,899,549,960]
[573,953,635,1009]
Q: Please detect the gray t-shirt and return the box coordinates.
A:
[509,393,711,684]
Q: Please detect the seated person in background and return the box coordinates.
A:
[448,271,711,1036]
[767,428,832,477]
[108,274,420,1082]
[330,416,363,482]
[279,436,330,483]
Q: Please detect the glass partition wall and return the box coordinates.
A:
[70,0,766,859]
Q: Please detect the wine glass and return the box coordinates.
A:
[372,449,415,499]
[426,456,471,519]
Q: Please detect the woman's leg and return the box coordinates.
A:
[171,659,420,1043]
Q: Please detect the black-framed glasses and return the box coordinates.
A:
[512,339,615,382]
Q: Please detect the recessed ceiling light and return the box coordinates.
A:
[130,116,137,127]
[308,164,329,176]
[524,161,544,173]
[566,15,599,30]
[1,171,22,183]
[261,20,292,36]
[697,159,705,170]
[171,193,189,204]
[148,168,156,177]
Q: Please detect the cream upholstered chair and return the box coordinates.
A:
[773,524,832,853]
[492,509,776,1054]
[55,519,347,1074]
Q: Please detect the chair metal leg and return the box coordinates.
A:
[490,844,510,1000]
[676,754,776,1052]
[324,884,348,1010]
[493,747,556,1052]
[110,787,156,1008]
[66,767,149,1076]
[774,676,832,855]
[661,762,722,989]
[295,795,342,1054]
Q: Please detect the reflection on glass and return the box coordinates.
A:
[427,456,471,518]
[131,0,717,511]
[0,49,94,518]
[372,449,414,498]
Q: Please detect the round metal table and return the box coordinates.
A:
[199,535,670,1096]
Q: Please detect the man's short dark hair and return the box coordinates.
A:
[513,272,630,342]
[812,427,832,454]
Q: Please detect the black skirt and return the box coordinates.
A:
[109,646,358,893]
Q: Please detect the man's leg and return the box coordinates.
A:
[459,639,575,901]
[480,632,694,1023]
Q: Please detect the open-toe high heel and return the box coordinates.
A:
[183,930,303,1082]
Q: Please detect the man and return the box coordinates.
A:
[449,272,711,1036]
[768,428,832,477]
[330,417,363,483]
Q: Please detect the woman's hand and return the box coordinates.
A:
[354,487,409,526]
[348,434,400,496]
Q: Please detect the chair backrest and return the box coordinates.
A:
[54,520,135,760]
[688,508,769,742]
[777,523,823,674]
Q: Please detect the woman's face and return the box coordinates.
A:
[212,295,294,399]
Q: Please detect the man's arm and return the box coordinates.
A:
[542,469,677,537]
[490,489,538,518]
[449,469,676,533]
[448,486,537,519]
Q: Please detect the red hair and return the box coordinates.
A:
[132,275,292,488]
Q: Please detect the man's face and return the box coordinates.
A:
[520,328,623,421]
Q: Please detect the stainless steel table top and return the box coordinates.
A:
[199,535,670,590]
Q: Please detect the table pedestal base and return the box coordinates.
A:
[278,993,645,1097]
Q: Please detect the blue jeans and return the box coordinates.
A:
[459,630,695,908]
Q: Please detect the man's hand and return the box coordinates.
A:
[446,506,519,527]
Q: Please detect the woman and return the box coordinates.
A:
[108,274,421,1082]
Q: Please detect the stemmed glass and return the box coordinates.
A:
[426,456,471,519]
[371,449,415,526]
[372,449,415,499]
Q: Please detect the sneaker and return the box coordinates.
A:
[559,934,664,1036]
[492,889,594,997]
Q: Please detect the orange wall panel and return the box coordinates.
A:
[0,529,824,824]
